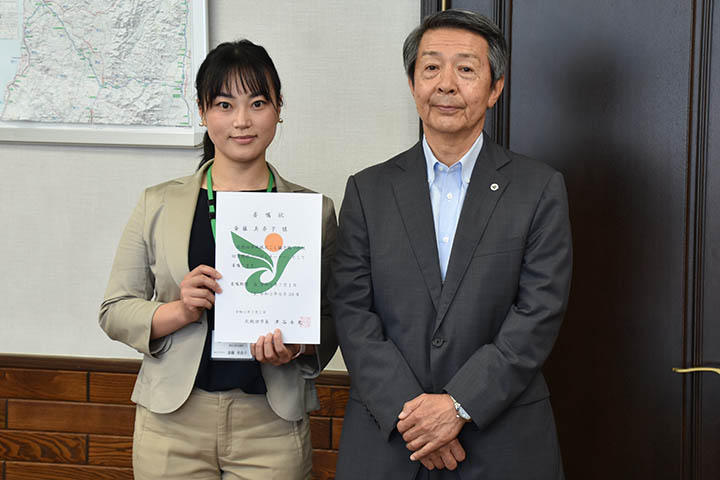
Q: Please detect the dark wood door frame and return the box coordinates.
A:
[685,2,719,478]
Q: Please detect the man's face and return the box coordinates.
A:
[409,28,504,142]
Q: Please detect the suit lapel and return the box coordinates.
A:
[391,143,443,312]
[164,162,207,287]
[434,135,510,328]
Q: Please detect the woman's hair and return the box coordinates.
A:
[196,40,283,168]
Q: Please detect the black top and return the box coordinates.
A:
[190,187,275,393]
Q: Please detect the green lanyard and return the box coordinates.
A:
[206,164,275,241]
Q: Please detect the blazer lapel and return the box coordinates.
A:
[268,162,304,193]
[391,143,443,312]
[434,135,510,328]
[164,162,208,287]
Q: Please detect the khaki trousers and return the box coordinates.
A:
[133,388,311,480]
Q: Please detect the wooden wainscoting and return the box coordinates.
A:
[0,355,348,480]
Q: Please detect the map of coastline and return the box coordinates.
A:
[1,0,194,127]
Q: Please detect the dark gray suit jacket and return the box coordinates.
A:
[330,134,572,479]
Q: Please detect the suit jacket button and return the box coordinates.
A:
[432,337,445,348]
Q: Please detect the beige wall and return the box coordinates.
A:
[0,1,419,371]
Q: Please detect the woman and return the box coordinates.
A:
[100,40,337,479]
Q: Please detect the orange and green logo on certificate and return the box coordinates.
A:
[231,232,303,294]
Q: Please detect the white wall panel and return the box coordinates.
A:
[0,1,420,372]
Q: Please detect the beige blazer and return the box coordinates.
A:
[100,161,337,421]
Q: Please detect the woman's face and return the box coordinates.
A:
[201,76,280,167]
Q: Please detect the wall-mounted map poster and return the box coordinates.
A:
[0,0,207,146]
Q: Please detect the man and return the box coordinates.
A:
[330,9,571,480]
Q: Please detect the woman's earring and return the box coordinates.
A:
[278,118,284,124]
[199,118,206,127]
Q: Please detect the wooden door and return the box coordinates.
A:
[422,1,719,478]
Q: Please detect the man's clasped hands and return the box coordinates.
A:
[397,393,469,471]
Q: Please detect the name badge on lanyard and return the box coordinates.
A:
[211,331,253,360]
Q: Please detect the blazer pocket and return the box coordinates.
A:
[348,394,381,430]
[473,236,525,258]
[149,335,172,357]
[510,374,550,408]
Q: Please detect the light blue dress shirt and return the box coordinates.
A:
[423,133,484,281]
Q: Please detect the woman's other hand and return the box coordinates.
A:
[179,265,222,317]
[150,265,222,339]
[252,329,302,365]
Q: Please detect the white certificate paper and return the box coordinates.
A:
[214,192,322,344]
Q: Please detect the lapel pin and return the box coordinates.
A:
[490,183,499,191]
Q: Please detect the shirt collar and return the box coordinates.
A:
[423,133,484,186]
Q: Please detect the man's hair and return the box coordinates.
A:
[403,10,508,85]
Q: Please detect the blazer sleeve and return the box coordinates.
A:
[295,195,338,377]
[98,188,170,357]
[444,171,572,430]
[330,176,425,440]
